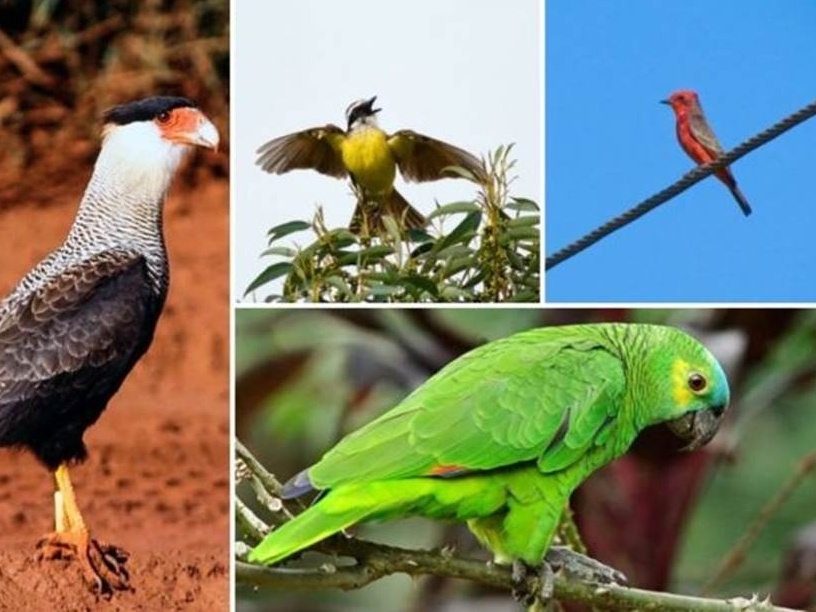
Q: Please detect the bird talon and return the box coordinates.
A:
[545,545,627,586]
[36,531,131,594]
[510,560,554,606]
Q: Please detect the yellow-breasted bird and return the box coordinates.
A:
[256,96,486,233]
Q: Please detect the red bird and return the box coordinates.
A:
[662,90,752,216]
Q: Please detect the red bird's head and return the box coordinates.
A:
[660,90,700,114]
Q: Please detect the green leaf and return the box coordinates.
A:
[435,211,482,252]
[381,215,402,242]
[335,245,393,267]
[410,242,435,258]
[259,246,297,258]
[442,256,475,279]
[366,285,404,298]
[244,262,294,296]
[507,216,540,229]
[325,275,353,298]
[505,197,540,212]
[427,201,481,221]
[500,227,541,243]
[408,228,434,243]
[507,290,538,303]
[401,274,439,299]
[440,286,472,301]
[267,220,311,243]
[435,244,474,260]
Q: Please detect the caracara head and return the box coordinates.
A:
[97,96,219,192]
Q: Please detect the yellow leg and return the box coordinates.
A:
[38,463,130,594]
[54,464,87,532]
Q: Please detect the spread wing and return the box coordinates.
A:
[688,107,725,156]
[256,125,347,178]
[307,328,626,489]
[0,250,159,405]
[387,130,486,183]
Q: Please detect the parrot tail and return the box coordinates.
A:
[248,480,434,566]
[349,189,427,234]
[728,184,752,217]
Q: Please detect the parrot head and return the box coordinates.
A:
[635,325,730,451]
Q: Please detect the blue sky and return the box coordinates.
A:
[546,1,816,302]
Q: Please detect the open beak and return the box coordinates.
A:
[367,95,381,115]
[666,407,724,451]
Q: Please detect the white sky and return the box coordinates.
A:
[233,0,542,299]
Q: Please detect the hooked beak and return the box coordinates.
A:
[666,407,724,451]
[185,116,220,151]
[164,107,220,151]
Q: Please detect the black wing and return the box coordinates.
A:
[0,250,161,406]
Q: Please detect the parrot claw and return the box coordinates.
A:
[545,546,627,586]
[511,559,554,607]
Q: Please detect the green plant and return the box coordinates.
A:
[244,146,540,303]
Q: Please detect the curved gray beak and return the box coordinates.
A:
[666,407,724,451]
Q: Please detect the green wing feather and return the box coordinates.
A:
[310,326,626,487]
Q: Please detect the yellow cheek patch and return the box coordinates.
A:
[672,358,693,407]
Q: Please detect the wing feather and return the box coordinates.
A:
[0,251,158,405]
[388,130,486,183]
[688,108,724,156]
[309,328,625,488]
[256,125,347,178]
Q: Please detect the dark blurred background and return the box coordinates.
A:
[237,308,816,611]
[0,0,228,185]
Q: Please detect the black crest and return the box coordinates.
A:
[103,96,196,125]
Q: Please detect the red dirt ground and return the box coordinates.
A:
[0,161,229,609]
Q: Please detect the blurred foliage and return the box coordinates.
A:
[236,308,816,612]
[244,146,540,303]
[0,0,228,179]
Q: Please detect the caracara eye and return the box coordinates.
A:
[156,111,171,123]
[688,372,707,392]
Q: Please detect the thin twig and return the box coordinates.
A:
[704,450,816,593]
[235,438,285,496]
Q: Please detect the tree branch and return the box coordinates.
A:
[235,438,795,611]
[235,539,795,612]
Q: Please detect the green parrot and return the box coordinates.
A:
[248,323,730,570]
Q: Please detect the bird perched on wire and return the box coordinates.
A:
[0,96,219,593]
[256,96,486,233]
[661,90,752,217]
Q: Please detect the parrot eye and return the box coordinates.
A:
[688,372,707,392]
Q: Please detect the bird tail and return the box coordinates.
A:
[728,184,752,217]
[349,189,427,234]
[247,481,431,566]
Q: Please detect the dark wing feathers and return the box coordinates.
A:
[256,125,347,179]
[0,250,158,405]
[388,130,486,183]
